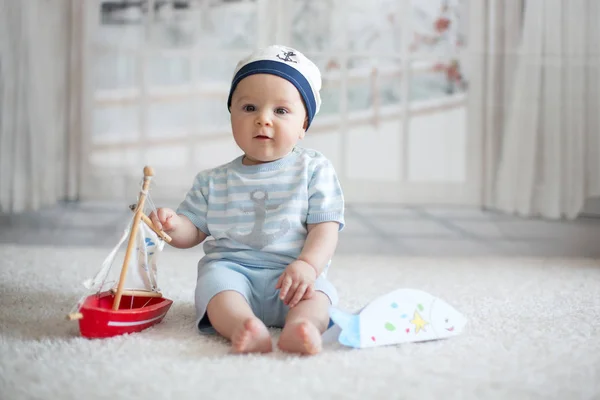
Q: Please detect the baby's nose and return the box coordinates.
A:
[255,112,273,126]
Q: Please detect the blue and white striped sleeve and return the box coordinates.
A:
[307,159,345,231]
[176,172,211,235]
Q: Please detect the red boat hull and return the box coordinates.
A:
[78,291,173,338]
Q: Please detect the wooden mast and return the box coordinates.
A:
[112,166,154,311]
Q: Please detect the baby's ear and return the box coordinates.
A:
[299,117,308,139]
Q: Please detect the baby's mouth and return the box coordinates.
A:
[446,326,455,332]
[254,135,271,140]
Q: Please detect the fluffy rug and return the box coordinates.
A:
[1,244,599,399]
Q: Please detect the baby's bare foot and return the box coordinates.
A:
[277,320,322,355]
[231,318,273,354]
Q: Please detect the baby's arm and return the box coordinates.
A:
[277,156,344,307]
[150,208,207,249]
[298,221,340,275]
[276,221,339,307]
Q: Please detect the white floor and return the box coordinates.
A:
[1,202,599,257]
[1,246,599,399]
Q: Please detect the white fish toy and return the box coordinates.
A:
[328,289,467,348]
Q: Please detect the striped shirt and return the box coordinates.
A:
[177,147,345,270]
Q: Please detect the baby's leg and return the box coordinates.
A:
[207,290,272,354]
[277,291,330,355]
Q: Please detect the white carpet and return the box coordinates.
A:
[1,244,599,400]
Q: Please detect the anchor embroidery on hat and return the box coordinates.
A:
[276,50,298,63]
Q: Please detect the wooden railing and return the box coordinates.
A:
[90,60,466,152]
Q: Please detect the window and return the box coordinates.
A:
[84,0,473,203]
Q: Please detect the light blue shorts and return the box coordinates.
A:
[195,260,339,333]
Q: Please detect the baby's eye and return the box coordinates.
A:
[275,108,288,115]
[445,318,449,323]
[243,105,256,112]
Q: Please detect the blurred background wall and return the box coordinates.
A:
[1,0,598,219]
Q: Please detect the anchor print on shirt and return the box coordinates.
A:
[228,190,290,249]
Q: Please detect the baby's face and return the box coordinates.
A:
[230,74,307,165]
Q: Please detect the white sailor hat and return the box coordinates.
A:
[227,45,322,129]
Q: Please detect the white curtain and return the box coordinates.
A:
[492,0,600,219]
[0,0,79,213]
[471,0,525,208]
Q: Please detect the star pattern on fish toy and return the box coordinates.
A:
[410,310,429,334]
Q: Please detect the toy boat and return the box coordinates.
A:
[67,166,173,338]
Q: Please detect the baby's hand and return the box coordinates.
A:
[275,260,318,308]
[149,207,180,233]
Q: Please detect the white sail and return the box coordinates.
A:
[119,221,164,292]
[81,213,164,295]
[83,222,132,291]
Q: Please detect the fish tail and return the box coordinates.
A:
[329,307,361,348]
